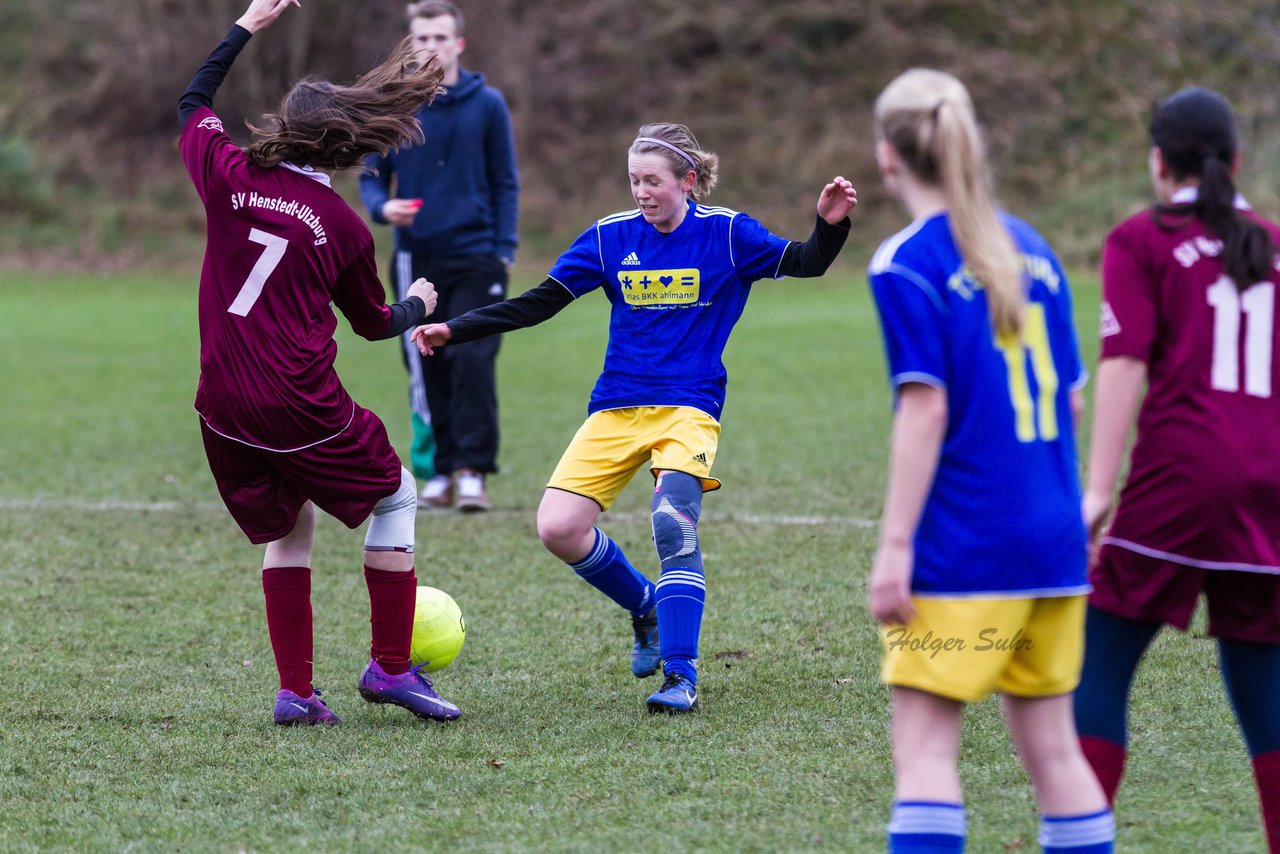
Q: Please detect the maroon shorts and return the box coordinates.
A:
[200,406,403,545]
[1090,544,1280,643]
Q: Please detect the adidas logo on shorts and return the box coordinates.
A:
[692,452,708,465]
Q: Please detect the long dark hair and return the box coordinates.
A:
[245,37,443,171]
[1151,87,1274,288]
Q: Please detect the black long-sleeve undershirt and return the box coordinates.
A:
[178,25,252,129]
[447,279,575,344]
[778,213,851,278]
[445,213,851,345]
[374,296,429,340]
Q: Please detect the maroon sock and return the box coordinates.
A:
[1253,750,1280,853]
[1080,735,1127,805]
[261,566,313,697]
[364,565,417,675]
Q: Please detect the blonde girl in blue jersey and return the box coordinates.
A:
[866,69,1113,853]
[414,123,856,713]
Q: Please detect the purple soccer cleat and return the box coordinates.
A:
[273,688,342,726]
[358,659,461,722]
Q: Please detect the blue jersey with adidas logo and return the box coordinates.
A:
[549,200,790,418]
[869,211,1089,597]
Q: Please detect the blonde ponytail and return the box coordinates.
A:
[875,69,1023,336]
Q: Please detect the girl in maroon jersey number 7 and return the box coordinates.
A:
[178,0,465,726]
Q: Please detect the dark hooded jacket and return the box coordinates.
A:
[360,68,519,261]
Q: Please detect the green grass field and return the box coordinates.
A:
[0,266,1266,852]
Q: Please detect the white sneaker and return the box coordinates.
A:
[417,474,454,510]
[454,469,490,513]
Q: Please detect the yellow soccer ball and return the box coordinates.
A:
[410,586,466,673]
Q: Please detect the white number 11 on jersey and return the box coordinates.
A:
[228,228,288,317]
[1207,276,1274,398]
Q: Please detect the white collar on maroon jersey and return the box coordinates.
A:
[1169,186,1250,210]
[281,162,332,188]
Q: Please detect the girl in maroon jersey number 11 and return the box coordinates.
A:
[1075,88,1280,853]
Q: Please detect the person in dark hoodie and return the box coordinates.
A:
[360,0,519,513]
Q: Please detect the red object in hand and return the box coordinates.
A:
[408,198,424,209]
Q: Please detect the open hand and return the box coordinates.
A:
[817,176,857,225]
[412,323,451,355]
[235,0,300,33]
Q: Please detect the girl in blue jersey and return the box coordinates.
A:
[414,122,856,713]
[866,69,1113,853]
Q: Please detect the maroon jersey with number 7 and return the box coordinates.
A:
[180,106,395,452]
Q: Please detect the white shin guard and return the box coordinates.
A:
[365,467,417,553]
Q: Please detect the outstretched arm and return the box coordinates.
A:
[413,278,574,354]
[177,0,300,128]
[777,177,857,278]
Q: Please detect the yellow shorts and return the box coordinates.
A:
[879,595,1086,703]
[547,406,721,510]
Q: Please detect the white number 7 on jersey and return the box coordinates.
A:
[228,228,288,317]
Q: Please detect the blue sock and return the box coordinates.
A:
[1039,809,1115,852]
[1219,638,1280,756]
[568,528,654,616]
[887,801,965,853]
[655,567,705,683]
[1074,607,1159,745]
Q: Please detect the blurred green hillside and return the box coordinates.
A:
[3,0,1279,269]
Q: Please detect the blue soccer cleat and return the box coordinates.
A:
[358,659,460,721]
[631,608,660,678]
[646,671,699,714]
[273,688,342,726]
